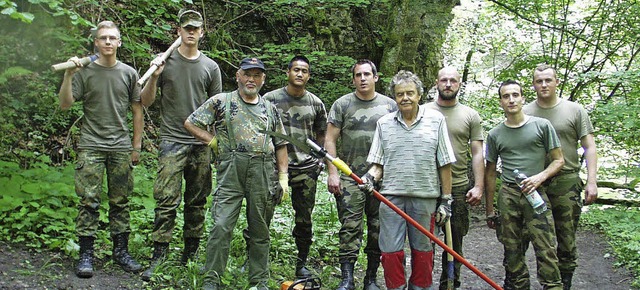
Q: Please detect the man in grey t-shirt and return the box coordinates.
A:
[140,9,222,281]
[58,20,143,279]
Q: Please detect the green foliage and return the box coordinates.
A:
[581,207,640,287]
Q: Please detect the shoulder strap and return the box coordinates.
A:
[225,92,236,150]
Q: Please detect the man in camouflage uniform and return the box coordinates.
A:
[485,80,564,290]
[325,59,397,290]
[523,64,598,289]
[58,20,143,278]
[424,67,485,289]
[185,57,288,290]
[264,55,328,278]
[139,9,223,281]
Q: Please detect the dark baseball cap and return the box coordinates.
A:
[179,10,203,28]
[239,57,265,71]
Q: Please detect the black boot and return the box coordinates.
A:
[363,255,381,290]
[295,251,312,278]
[336,262,355,290]
[181,237,200,264]
[561,272,573,290]
[141,242,169,281]
[76,236,94,278]
[112,233,143,273]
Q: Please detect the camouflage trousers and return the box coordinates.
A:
[545,172,583,275]
[204,152,273,285]
[335,176,381,263]
[290,164,323,255]
[439,185,471,289]
[151,141,212,243]
[496,183,562,290]
[75,150,133,237]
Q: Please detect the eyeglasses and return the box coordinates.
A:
[96,36,120,42]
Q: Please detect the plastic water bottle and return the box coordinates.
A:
[513,169,547,214]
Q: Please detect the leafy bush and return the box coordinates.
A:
[581,206,640,287]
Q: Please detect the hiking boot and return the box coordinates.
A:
[112,233,142,273]
[295,251,312,278]
[76,236,94,278]
[336,262,355,290]
[181,237,200,264]
[561,272,573,290]
[141,242,169,281]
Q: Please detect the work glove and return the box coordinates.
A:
[208,136,218,156]
[278,172,290,203]
[435,197,453,227]
[357,172,376,194]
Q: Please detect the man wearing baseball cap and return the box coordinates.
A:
[140,7,222,281]
[185,57,288,290]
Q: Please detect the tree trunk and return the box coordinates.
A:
[381,0,460,95]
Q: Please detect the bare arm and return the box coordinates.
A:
[484,161,497,229]
[581,133,598,205]
[466,140,485,206]
[275,144,288,174]
[140,57,165,107]
[524,147,565,194]
[439,163,453,198]
[58,65,81,110]
[184,119,214,145]
[130,101,143,165]
[364,163,384,182]
[325,123,342,195]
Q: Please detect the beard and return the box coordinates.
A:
[437,87,458,100]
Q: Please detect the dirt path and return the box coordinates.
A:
[0,210,636,289]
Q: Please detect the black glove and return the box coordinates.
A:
[357,172,376,194]
[435,198,452,227]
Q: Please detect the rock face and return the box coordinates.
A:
[203,1,460,93]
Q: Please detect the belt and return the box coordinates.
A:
[502,182,520,189]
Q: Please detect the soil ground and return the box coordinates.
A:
[0,208,636,289]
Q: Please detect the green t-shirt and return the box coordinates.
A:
[328,92,397,176]
[157,50,222,144]
[425,102,484,187]
[187,91,287,154]
[72,61,140,151]
[523,99,594,172]
[486,116,561,183]
[264,87,327,168]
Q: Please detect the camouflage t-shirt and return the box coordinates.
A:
[187,90,287,154]
[156,49,222,144]
[425,102,484,187]
[72,61,140,151]
[328,92,397,176]
[264,87,327,168]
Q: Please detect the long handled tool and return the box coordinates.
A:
[260,130,503,290]
[51,54,99,72]
[137,36,182,85]
[445,219,455,290]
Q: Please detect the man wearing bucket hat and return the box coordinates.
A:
[185,57,289,290]
[140,8,222,281]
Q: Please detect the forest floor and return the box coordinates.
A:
[0,207,636,289]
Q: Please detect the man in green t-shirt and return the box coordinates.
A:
[523,64,598,289]
[58,20,143,278]
[185,57,288,290]
[139,9,223,281]
[263,55,328,278]
[485,80,564,290]
[425,66,485,289]
[325,59,397,290]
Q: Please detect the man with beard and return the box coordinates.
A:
[263,55,327,278]
[140,9,222,281]
[424,66,484,289]
[185,57,288,290]
[58,20,143,278]
[325,59,397,290]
